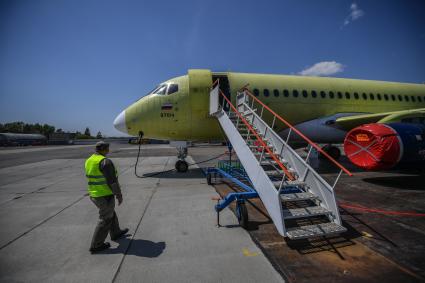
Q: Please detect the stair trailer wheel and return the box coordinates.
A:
[236,200,249,229]
[206,166,258,229]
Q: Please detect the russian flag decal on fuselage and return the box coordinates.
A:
[161,102,173,111]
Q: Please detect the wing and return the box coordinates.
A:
[335,108,425,130]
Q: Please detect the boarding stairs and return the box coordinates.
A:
[209,82,353,239]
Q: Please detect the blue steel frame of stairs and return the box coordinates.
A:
[206,167,258,212]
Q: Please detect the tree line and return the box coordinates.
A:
[0,122,103,139]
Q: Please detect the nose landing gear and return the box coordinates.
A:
[171,141,189,173]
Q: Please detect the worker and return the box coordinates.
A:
[85,141,128,253]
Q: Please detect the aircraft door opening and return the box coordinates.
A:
[213,75,231,111]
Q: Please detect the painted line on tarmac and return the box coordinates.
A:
[0,193,88,251]
[0,163,136,251]
[111,157,170,283]
[0,160,77,187]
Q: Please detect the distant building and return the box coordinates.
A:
[48,132,76,145]
[0,133,47,146]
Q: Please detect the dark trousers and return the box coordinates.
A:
[90,195,121,249]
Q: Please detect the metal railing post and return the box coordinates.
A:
[285,128,292,144]
[332,169,343,189]
[305,145,313,162]
[271,116,276,129]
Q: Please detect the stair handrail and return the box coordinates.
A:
[217,88,296,181]
[212,79,220,88]
[241,87,353,177]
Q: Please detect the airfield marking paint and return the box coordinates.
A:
[242,248,259,257]
[361,231,374,238]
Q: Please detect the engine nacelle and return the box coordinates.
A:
[344,123,425,170]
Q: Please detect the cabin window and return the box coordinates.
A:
[418,96,422,102]
[273,89,279,97]
[337,92,343,99]
[263,89,270,97]
[302,90,308,98]
[345,92,351,99]
[370,93,375,100]
[167,84,179,95]
[362,93,367,100]
[320,91,326,98]
[283,89,289,97]
[253,89,259,96]
[311,90,317,98]
[293,90,299,98]
[377,93,382,100]
[354,92,359,99]
[404,95,409,102]
[398,95,402,101]
[411,96,416,102]
[384,94,389,101]
[391,94,396,101]
[329,91,335,99]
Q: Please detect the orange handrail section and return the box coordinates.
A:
[241,87,353,177]
[217,88,296,181]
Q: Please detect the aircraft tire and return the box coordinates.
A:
[175,160,188,173]
[207,173,212,185]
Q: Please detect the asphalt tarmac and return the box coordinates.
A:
[1,142,424,283]
[0,142,283,283]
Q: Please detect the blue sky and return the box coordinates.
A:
[1,0,424,136]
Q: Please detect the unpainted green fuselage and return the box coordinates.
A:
[122,69,425,141]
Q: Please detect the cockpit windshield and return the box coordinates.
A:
[136,82,179,102]
[154,84,167,95]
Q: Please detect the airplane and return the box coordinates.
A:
[113,69,425,172]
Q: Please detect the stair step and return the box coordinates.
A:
[241,133,260,138]
[284,180,307,187]
[260,159,281,166]
[253,150,276,157]
[286,223,347,240]
[280,192,318,202]
[282,206,330,219]
[272,179,303,188]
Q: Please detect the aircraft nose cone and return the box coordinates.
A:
[113,110,127,134]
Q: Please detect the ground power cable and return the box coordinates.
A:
[134,136,229,179]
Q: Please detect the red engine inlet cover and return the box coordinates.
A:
[344,124,402,170]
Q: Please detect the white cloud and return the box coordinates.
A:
[298,61,345,77]
[343,2,365,27]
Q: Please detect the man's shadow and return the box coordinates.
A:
[104,236,166,258]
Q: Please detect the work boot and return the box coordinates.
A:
[111,228,129,241]
[89,242,111,253]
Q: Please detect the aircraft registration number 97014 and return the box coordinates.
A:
[160,112,175,118]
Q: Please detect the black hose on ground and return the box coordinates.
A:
[134,138,226,178]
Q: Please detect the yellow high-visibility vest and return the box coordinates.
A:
[85,154,113,197]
